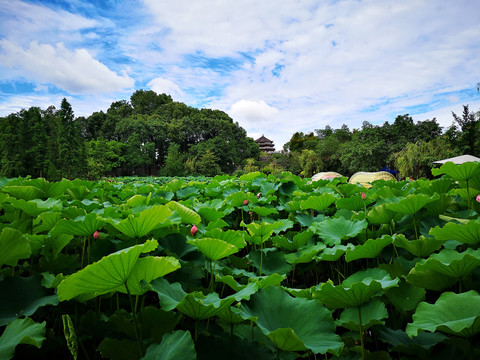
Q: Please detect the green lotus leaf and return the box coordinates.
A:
[166,201,201,225]
[0,185,45,201]
[8,198,62,217]
[197,207,226,222]
[367,204,395,225]
[431,161,480,182]
[386,279,426,312]
[406,290,480,338]
[429,221,480,245]
[108,205,173,238]
[50,213,105,237]
[313,268,399,309]
[337,299,388,331]
[57,239,159,301]
[248,248,293,275]
[123,256,181,295]
[0,317,46,360]
[310,217,368,246]
[408,248,480,281]
[151,278,258,320]
[250,206,278,217]
[0,275,59,326]
[406,268,457,291]
[0,227,31,268]
[97,338,140,360]
[242,221,279,245]
[386,194,439,216]
[378,327,447,356]
[175,186,200,199]
[336,195,370,211]
[316,244,354,262]
[284,243,326,265]
[300,193,337,212]
[335,183,364,197]
[126,194,150,208]
[203,228,246,249]
[216,273,285,292]
[424,193,456,217]
[393,234,444,258]
[33,212,61,234]
[187,238,238,261]
[345,235,393,262]
[234,286,343,355]
[239,171,264,181]
[142,330,196,360]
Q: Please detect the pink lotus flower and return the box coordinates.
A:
[361,192,366,201]
[256,192,261,198]
[244,200,249,205]
[476,194,480,203]
[190,225,198,236]
[93,231,100,239]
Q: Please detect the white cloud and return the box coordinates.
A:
[148,77,185,99]
[0,40,134,94]
[229,100,279,123]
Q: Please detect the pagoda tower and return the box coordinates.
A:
[255,135,275,153]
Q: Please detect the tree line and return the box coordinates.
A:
[249,107,480,179]
[0,90,260,180]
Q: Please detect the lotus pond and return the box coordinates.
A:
[1,162,480,360]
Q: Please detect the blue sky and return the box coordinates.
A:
[1,0,480,148]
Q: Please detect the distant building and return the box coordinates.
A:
[255,135,275,153]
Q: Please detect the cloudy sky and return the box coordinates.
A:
[1,0,479,148]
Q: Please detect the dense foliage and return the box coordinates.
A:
[1,162,480,359]
[0,90,259,180]
[274,109,480,179]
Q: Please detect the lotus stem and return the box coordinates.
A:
[125,282,142,357]
[358,307,365,360]
[259,243,263,276]
[81,236,86,268]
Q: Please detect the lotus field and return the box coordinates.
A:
[1,162,480,359]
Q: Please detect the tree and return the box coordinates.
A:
[450,105,479,156]
[195,150,221,176]
[161,143,184,176]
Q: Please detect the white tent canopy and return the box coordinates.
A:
[433,154,480,165]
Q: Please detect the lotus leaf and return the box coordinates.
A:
[248,248,293,275]
[386,194,439,216]
[300,193,337,212]
[284,243,326,265]
[250,206,278,217]
[1,185,45,201]
[108,205,173,238]
[310,217,368,246]
[366,204,395,225]
[50,213,105,237]
[337,299,388,331]
[166,201,201,224]
[406,290,480,338]
[33,212,61,233]
[142,330,196,360]
[8,198,62,217]
[151,278,258,320]
[242,221,279,245]
[0,227,31,267]
[378,327,447,356]
[386,280,425,312]
[57,239,172,300]
[313,268,399,309]
[234,286,343,355]
[197,207,226,222]
[345,235,393,262]
[0,317,46,360]
[335,195,367,211]
[0,275,59,326]
[431,161,480,182]
[97,338,140,360]
[316,244,354,262]
[429,221,480,245]
[203,228,246,249]
[187,238,238,261]
[393,234,444,258]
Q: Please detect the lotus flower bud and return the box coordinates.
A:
[190,225,198,236]
[361,192,366,201]
[93,231,100,239]
[256,192,261,198]
[244,200,249,205]
[476,194,480,203]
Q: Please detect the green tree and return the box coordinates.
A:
[299,149,322,177]
[195,150,221,176]
[450,105,479,156]
[161,143,184,176]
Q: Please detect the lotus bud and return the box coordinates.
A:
[361,192,366,201]
[244,200,249,205]
[93,230,100,239]
[256,192,261,198]
[476,194,480,203]
[190,225,198,236]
